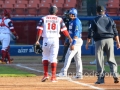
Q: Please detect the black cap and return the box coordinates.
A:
[49,5,58,14]
[97,6,106,12]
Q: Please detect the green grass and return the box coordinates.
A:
[82,56,120,62]
[82,56,120,74]
[0,65,36,77]
[83,65,120,73]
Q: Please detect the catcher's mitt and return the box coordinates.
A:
[34,44,43,54]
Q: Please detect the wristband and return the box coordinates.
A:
[72,39,76,45]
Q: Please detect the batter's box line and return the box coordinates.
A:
[16,64,105,90]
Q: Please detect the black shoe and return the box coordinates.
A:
[114,77,119,83]
[95,77,104,84]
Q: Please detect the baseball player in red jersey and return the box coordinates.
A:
[35,5,72,82]
[0,10,18,64]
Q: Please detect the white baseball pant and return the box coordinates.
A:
[42,37,59,63]
[60,38,83,76]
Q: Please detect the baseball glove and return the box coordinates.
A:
[34,44,43,54]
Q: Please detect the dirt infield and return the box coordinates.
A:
[0,56,120,90]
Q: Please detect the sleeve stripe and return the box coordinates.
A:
[37,26,43,30]
[61,27,67,31]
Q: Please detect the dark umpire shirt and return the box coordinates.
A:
[62,16,71,44]
[88,15,118,41]
[63,16,71,30]
[87,0,97,5]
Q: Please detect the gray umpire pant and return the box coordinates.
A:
[95,38,118,78]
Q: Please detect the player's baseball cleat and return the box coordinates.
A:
[56,72,67,77]
[41,76,49,82]
[95,77,104,84]
[90,60,96,65]
[7,58,14,64]
[1,61,7,64]
[51,78,58,82]
[0,60,2,64]
[6,61,12,64]
[72,75,83,79]
[114,77,119,83]
[0,58,14,64]
[10,58,14,62]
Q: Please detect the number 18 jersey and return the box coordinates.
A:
[37,15,67,38]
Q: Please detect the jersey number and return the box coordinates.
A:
[48,23,56,30]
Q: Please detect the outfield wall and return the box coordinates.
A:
[1,16,120,56]
[7,45,120,56]
[9,16,120,45]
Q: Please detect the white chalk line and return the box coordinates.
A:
[16,64,105,90]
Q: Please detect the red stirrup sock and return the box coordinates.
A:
[43,60,49,77]
[1,50,6,62]
[51,63,57,78]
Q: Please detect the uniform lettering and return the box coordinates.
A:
[47,31,57,33]
[46,20,58,23]
[46,17,57,20]
[48,23,56,30]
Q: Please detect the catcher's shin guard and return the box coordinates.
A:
[6,51,11,63]
[1,50,6,63]
[5,46,11,63]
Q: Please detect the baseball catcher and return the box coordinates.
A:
[0,9,19,64]
[34,44,43,54]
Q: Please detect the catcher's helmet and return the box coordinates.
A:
[49,5,58,14]
[3,9,11,18]
[69,8,77,17]
[97,5,106,12]
[64,10,69,16]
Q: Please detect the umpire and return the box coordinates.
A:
[59,10,74,63]
[86,5,120,84]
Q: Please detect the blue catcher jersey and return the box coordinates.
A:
[69,18,82,39]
